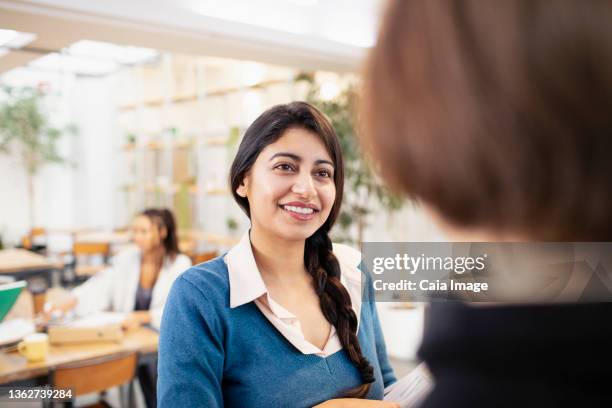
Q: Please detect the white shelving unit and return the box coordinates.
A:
[111,53,307,252]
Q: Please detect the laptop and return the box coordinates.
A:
[0,280,27,322]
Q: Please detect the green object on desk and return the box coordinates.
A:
[0,281,26,322]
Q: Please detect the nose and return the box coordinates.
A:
[291,171,317,198]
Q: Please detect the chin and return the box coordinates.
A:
[276,224,321,242]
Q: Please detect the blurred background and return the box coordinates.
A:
[0,1,444,406]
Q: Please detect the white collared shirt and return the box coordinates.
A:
[225,231,363,357]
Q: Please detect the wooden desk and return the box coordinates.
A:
[74,231,131,254]
[74,232,131,245]
[0,327,158,384]
[0,249,62,287]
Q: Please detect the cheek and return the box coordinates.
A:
[319,184,337,214]
[150,232,161,245]
[137,231,151,245]
[135,236,148,249]
[249,175,291,208]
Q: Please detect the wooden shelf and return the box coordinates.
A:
[172,186,228,196]
[202,137,229,146]
[204,188,230,196]
[145,141,164,150]
[173,138,193,149]
[135,184,227,196]
[123,139,194,151]
[170,184,198,195]
[118,78,288,111]
[144,185,165,193]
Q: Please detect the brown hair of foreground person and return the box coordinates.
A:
[361,0,612,241]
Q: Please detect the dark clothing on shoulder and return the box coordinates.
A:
[418,302,612,408]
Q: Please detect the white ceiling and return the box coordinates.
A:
[175,0,381,47]
[0,0,385,73]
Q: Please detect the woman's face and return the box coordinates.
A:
[131,215,165,252]
[237,127,337,242]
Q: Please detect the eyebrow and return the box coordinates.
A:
[269,152,334,167]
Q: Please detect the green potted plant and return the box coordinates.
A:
[226,217,239,237]
[296,74,403,244]
[0,86,77,231]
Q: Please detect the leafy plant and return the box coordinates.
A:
[0,86,77,230]
[295,74,403,244]
[226,217,239,234]
[175,182,192,231]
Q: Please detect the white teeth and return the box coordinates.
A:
[283,205,314,214]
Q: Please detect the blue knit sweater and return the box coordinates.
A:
[158,256,397,408]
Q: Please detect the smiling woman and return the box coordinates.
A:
[157,102,398,408]
[234,127,336,239]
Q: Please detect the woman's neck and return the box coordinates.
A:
[249,227,308,285]
[142,246,165,266]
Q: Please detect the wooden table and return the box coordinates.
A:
[0,327,158,385]
[0,249,63,287]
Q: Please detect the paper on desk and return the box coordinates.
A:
[66,312,127,328]
[384,363,433,408]
[0,318,35,345]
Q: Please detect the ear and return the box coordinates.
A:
[236,176,249,198]
[159,226,167,239]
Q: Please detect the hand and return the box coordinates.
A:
[40,297,77,322]
[121,311,151,331]
[121,313,143,331]
[313,399,400,408]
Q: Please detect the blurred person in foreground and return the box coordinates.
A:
[361,1,612,407]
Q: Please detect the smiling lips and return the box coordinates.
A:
[279,202,319,221]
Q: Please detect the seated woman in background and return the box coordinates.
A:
[47,208,191,330]
[361,0,612,407]
[47,208,191,408]
[158,102,398,408]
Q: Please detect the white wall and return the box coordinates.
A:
[366,203,448,243]
[0,151,31,245]
[69,77,118,230]
[0,71,118,245]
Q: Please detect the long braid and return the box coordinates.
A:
[305,230,375,398]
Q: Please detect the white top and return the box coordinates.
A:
[72,246,192,329]
[225,231,363,357]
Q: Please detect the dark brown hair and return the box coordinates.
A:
[230,101,374,397]
[141,208,180,261]
[361,0,612,240]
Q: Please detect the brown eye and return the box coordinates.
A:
[274,163,295,172]
[316,169,332,178]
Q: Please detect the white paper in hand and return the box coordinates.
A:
[383,363,433,408]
